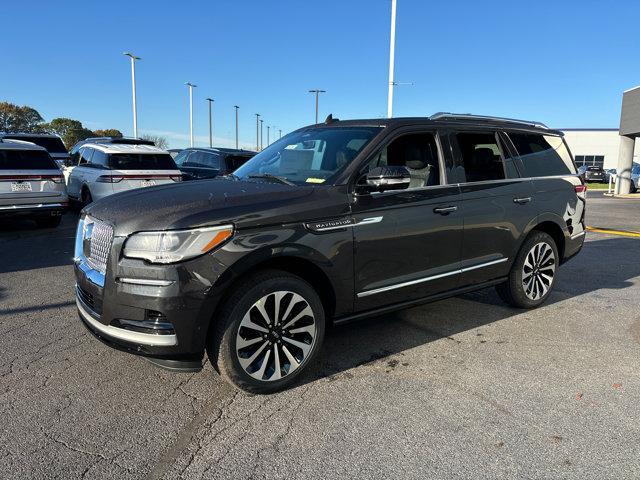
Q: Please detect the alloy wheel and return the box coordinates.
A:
[522,242,556,300]
[235,291,317,382]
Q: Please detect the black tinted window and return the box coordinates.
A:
[3,136,67,153]
[173,150,190,166]
[0,149,58,170]
[108,153,177,170]
[455,132,510,182]
[186,151,221,169]
[507,133,576,177]
[226,154,253,171]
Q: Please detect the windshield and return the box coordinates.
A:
[108,153,177,170]
[3,136,67,153]
[0,149,58,170]
[234,127,381,185]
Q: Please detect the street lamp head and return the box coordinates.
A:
[234,105,239,109]
[185,82,197,88]
[205,98,214,102]
[308,89,326,93]
[123,52,141,60]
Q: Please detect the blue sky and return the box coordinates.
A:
[3,0,639,148]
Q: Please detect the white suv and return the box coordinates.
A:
[65,143,182,205]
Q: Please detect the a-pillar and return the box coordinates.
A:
[615,135,635,194]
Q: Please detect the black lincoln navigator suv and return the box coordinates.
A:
[74,113,586,393]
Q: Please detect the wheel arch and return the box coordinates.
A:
[207,248,342,339]
[522,215,567,262]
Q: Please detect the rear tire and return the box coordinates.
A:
[207,270,325,394]
[496,231,559,309]
[35,216,62,228]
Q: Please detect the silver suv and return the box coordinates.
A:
[0,133,70,167]
[0,139,68,227]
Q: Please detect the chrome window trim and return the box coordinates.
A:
[76,296,178,347]
[357,257,508,298]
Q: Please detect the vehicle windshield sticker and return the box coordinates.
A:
[305,177,325,184]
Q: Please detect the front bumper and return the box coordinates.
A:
[74,235,225,361]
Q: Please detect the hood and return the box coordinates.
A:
[85,178,317,236]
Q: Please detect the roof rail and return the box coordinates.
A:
[429,112,549,130]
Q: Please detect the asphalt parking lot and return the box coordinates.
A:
[1,191,639,479]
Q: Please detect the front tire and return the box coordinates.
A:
[207,270,325,394]
[496,231,559,309]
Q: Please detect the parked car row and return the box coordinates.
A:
[0,132,255,227]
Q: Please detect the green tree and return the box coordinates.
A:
[141,134,169,150]
[93,129,123,138]
[44,118,93,149]
[0,102,45,133]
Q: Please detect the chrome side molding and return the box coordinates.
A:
[357,257,508,298]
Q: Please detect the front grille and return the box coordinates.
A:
[86,220,113,275]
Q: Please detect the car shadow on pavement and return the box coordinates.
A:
[0,213,78,274]
[303,235,640,386]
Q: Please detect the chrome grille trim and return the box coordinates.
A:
[86,220,113,275]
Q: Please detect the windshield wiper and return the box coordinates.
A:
[248,173,295,186]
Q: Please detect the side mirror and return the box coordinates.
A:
[364,166,411,192]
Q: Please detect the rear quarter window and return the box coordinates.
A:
[507,132,576,177]
[108,153,177,170]
[0,149,58,170]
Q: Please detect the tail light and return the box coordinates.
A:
[96,175,124,183]
[170,175,183,182]
[575,185,587,194]
[50,176,64,184]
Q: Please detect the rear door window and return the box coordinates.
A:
[0,149,58,169]
[186,151,221,169]
[90,150,109,168]
[506,133,576,177]
[453,132,516,182]
[108,153,177,170]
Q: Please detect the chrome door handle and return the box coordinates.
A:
[433,206,458,215]
[513,197,532,204]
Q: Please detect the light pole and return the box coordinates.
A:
[267,125,270,146]
[123,52,141,138]
[185,82,197,147]
[234,106,239,149]
[259,119,264,150]
[387,0,397,118]
[205,98,214,147]
[279,129,282,139]
[255,113,260,151]
[308,89,326,124]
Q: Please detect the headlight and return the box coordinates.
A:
[123,225,233,264]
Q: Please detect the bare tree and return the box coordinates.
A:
[140,134,168,150]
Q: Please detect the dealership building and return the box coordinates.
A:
[561,128,640,170]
